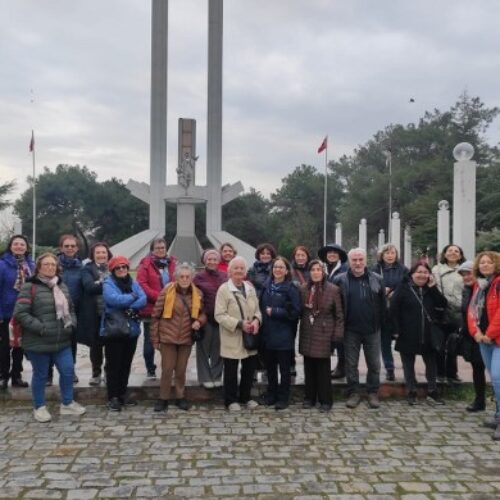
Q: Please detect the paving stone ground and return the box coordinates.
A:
[0,399,499,499]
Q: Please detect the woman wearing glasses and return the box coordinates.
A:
[259,256,301,410]
[102,256,146,411]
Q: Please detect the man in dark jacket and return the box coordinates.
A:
[333,248,386,409]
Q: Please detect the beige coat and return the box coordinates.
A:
[214,279,262,360]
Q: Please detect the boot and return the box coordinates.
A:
[466,399,486,412]
[331,365,345,379]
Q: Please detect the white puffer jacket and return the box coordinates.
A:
[432,262,464,310]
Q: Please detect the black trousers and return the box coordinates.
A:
[471,359,486,403]
[265,349,292,403]
[104,336,138,400]
[0,319,24,380]
[332,341,345,370]
[303,356,332,406]
[90,341,105,378]
[400,351,437,393]
[223,355,257,406]
[436,327,458,378]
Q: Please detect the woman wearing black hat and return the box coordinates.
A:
[318,243,348,379]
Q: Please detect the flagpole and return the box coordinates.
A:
[31,130,36,257]
[323,142,328,246]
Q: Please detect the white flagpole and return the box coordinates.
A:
[323,138,328,246]
[31,130,36,256]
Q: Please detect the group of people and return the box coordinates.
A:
[1,234,499,440]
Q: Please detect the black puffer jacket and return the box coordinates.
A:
[13,277,76,353]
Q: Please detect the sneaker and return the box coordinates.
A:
[108,397,122,412]
[426,391,445,405]
[89,376,102,386]
[407,392,417,406]
[60,401,86,416]
[203,381,215,389]
[367,393,380,409]
[302,399,314,409]
[213,380,223,388]
[447,376,462,385]
[385,369,395,382]
[346,393,362,409]
[146,371,157,380]
[176,399,191,411]
[493,424,500,441]
[154,399,168,412]
[275,401,289,410]
[11,377,29,388]
[228,402,241,412]
[245,399,259,409]
[33,406,52,423]
[466,400,486,412]
[319,404,332,413]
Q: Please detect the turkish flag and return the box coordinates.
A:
[317,136,327,153]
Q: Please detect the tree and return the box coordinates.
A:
[14,165,148,248]
[333,92,500,255]
[0,180,15,211]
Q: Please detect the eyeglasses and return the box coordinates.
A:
[114,265,128,271]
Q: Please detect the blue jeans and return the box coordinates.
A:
[143,321,157,375]
[479,343,500,421]
[26,347,74,409]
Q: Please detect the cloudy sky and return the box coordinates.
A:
[1,0,500,205]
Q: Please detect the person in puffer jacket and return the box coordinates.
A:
[101,256,146,412]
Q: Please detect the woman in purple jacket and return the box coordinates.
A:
[0,234,35,390]
[193,249,227,388]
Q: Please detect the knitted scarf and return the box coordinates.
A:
[37,275,72,328]
[13,255,32,291]
[162,283,201,319]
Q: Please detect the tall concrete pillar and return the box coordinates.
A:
[437,200,450,255]
[452,144,477,259]
[378,229,385,249]
[206,0,223,234]
[358,219,367,253]
[149,0,168,232]
[335,222,342,246]
[404,225,412,266]
[390,212,401,255]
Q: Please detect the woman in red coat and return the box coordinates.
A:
[467,251,500,441]
[136,238,177,379]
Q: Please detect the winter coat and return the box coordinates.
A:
[0,252,35,320]
[333,269,386,332]
[460,285,483,364]
[260,279,301,351]
[298,280,344,358]
[371,261,409,291]
[13,277,76,353]
[432,263,464,328]
[58,255,83,310]
[193,268,227,322]
[326,261,348,283]
[76,262,106,346]
[391,281,447,354]
[137,254,177,317]
[247,261,272,298]
[318,243,348,283]
[467,274,500,345]
[215,280,262,360]
[150,283,207,347]
[101,276,147,338]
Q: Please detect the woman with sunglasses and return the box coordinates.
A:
[102,256,146,411]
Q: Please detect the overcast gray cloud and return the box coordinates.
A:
[1,0,499,205]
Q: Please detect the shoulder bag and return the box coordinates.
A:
[232,292,259,350]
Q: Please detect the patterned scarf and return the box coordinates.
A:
[37,275,72,328]
[13,255,32,292]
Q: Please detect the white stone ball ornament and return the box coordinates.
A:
[453,142,474,161]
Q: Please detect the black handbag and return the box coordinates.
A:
[179,294,205,343]
[102,309,131,339]
[232,292,259,351]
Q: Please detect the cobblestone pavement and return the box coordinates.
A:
[0,400,499,499]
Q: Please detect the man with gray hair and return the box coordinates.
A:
[333,248,386,408]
